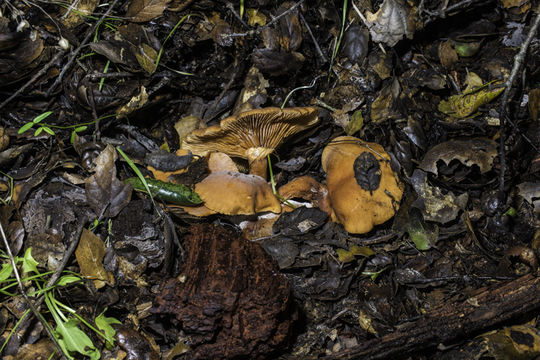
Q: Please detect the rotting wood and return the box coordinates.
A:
[321,273,540,360]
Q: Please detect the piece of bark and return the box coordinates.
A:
[321,273,540,359]
[152,224,294,359]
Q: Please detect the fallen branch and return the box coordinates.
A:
[321,273,540,359]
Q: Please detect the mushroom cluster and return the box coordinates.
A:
[322,136,403,234]
[182,107,319,179]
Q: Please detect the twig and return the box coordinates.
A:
[0,222,67,359]
[45,0,120,98]
[497,5,540,203]
[85,71,135,80]
[299,12,327,63]
[225,0,305,38]
[0,50,65,112]
[226,2,250,29]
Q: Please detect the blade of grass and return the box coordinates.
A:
[153,14,194,73]
[328,0,348,82]
[116,147,160,216]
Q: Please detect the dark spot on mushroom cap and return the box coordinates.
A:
[354,152,382,193]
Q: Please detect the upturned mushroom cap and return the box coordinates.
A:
[322,136,403,234]
[278,175,332,214]
[194,171,281,215]
[182,107,319,178]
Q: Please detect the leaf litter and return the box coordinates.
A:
[0,1,539,359]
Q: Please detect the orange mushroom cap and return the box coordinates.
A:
[182,107,319,178]
[194,171,282,215]
[322,136,403,234]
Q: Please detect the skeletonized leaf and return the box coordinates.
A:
[365,0,416,47]
[438,80,504,118]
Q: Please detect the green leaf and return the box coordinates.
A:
[95,308,121,347]
[33,111,53,124]
[124,177,203,205]
[55,318,100,360]
[42,126,55,135]
[0,263,14,283]
[34,127,43,136]
[407,209,439,251]
[18,122,34,134]
[22,248,39,274]
[57,274,83,287]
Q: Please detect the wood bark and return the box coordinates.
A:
[322,273,540,359]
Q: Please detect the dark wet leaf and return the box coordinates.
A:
[394,268,431,286]
[252,49,304,76]
[115,326,160,360]
[370,77,402,123]
[342,25,369,64]
[260,237,299,269]
[517,182,540,214]
[419,138,497,175]
[145,149,192,171]
[354,152,382,192]
[273,207,328,236]
[276,2,302,51]
[126,0,171,23]
[528,88,540,120]
[89,40,137,66]
[210,18,233,47]
[275,156,306,171]
[85,145,132,218]
[112,200,164,269]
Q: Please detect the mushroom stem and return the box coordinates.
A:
[249,157,268,180]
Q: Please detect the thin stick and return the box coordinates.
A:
[0,222,67,359]
[299,12,327,63]
[497,5,540,203]
[225,0,305,38]
[45,0,120,98]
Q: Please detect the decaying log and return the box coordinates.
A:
[323,273,540,359]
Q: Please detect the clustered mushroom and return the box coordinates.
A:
[182,107,319,179]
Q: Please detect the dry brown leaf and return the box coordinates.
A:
[62,0,99,28]
[135,43,158,73]
[75,229,115,289]
[126,0,172,23]
[85,145,132,217]
[419,138,497,175]
[438,40,458,68]
[370,77,402,123]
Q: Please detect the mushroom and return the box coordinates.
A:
[182,107,319,179]
[207,151,239,173]
[322,136,403,234]
[191,171,281,216]
[278,175,332,214]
